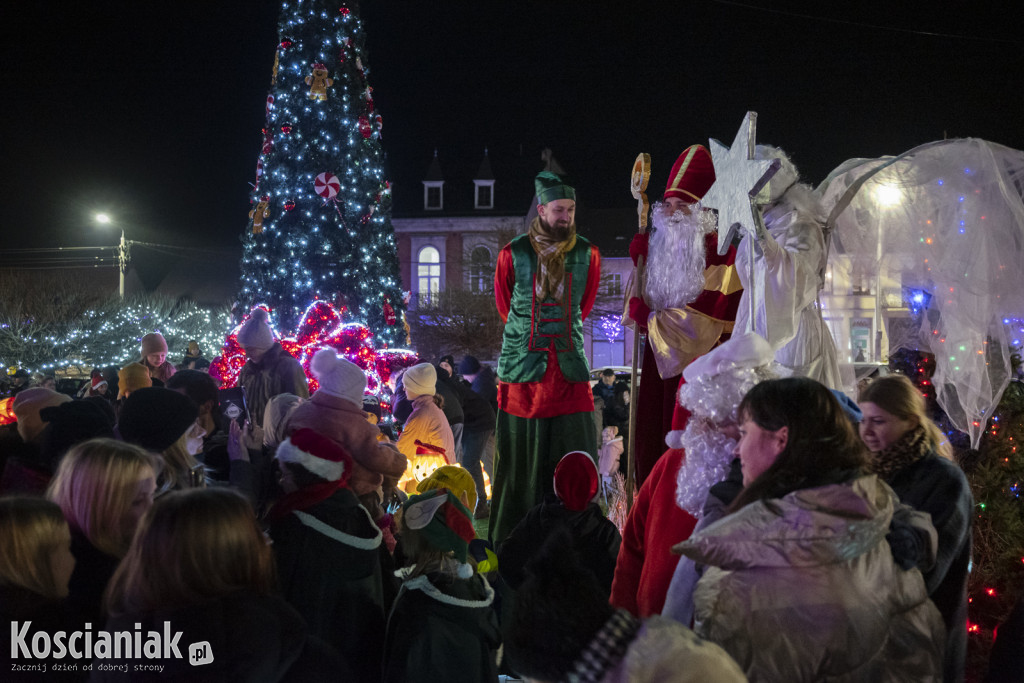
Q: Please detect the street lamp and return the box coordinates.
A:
[94,213,128,299]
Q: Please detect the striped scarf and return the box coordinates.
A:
[528,216,577,301]
[563,608,640,683]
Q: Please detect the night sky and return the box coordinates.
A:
[3,1,1020,254]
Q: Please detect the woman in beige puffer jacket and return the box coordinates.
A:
[674,378,945,682]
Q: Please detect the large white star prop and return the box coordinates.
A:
[702,112,780,255]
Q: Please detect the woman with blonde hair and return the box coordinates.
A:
[859,373,973,681]
[0,497,78,677]
[47,438,156,625]
[0,497,75,600]
[100,488,349,681]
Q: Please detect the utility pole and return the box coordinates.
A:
[117,229,128,299]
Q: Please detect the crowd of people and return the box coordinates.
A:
[0,162,1015,682]
[1,322,1008,681]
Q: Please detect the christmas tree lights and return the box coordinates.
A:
[239,0,405,345]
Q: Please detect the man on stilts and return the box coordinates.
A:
[490,171,601,546]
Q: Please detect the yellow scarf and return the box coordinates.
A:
[528,217,577,301]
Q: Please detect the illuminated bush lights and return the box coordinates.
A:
[210,300,417,401]
[2,303,231,376]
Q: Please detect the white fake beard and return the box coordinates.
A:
[644,203,709,311]
[674,418,738,518]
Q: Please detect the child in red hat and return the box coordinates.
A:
[497,451,621,596]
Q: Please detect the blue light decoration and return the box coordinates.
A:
[599,314,624,343]
[239,0,404,346]
[903,287,932,316]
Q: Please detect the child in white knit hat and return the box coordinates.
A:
[394,363,455,491]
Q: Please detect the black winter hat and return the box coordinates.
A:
[39,399,116,471]
[458,355,481,375]
[118,387,198,453]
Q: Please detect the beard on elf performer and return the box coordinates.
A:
[645,198,716,312]
[537,197,576,241]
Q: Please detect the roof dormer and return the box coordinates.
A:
[474,147,495,210]
[422,149,444,211]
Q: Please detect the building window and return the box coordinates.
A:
[474,181,494,209]
[424,182,444,210]
[469,246,492,293]
[604,273,622,296]
[418,246,441,304]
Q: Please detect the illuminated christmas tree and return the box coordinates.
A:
[239,0,404,345]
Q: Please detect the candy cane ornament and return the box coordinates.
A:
[314,172,346,221]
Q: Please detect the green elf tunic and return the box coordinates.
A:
[489,229,601,545]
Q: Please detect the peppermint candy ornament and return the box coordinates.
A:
[314,172,341,199]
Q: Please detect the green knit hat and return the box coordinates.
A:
[403,488,476,569]
[534,171,575,205]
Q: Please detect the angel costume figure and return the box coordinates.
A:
[735,146,842,389]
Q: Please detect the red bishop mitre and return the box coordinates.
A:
[664,145,715,203]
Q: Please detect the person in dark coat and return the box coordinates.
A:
[7,368,33,397]
[178,339,211,371]
[269,428,387,683]
[859,375,973,683]
[459,355,497,415]
[384,489,501,683]
[100,487,349,681]
[458,355,500,503]
[498,450,620,596]
[592,367,617,407]
[442,365,495,519]
[236,307,310,431]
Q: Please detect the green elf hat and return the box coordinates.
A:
[403,488,477,578]
[534,171,576,205]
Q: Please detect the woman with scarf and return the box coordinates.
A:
[859,374,972,682]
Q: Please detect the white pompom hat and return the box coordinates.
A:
[311,348,366,408]
[237,308,275,352]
